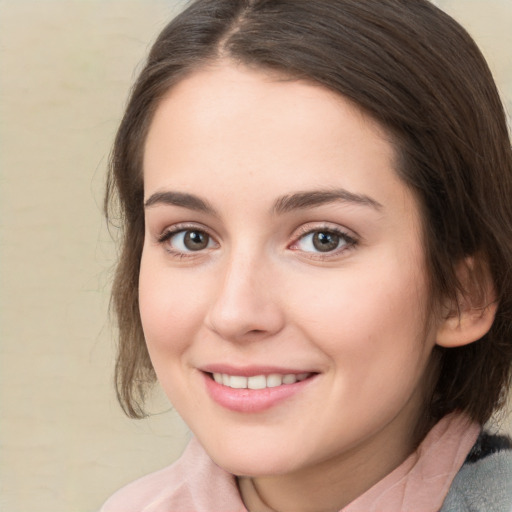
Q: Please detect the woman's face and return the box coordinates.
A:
[140,62,441,479]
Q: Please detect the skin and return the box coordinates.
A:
[139,62,449,511]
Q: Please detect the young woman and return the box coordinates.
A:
[101,1,512,510]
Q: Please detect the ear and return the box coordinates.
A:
[436,257,498,348]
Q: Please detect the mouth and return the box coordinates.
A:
[201,368,318,413]
[209,372,313,389]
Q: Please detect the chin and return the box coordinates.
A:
[200,435,304,477]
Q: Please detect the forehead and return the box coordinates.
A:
[143,62,413,219]
[147,63,388,142]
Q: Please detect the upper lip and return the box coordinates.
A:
[200,364,317,377]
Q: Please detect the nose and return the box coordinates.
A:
[205,250,285,342]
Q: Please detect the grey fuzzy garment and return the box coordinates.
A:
[440,434,512,512]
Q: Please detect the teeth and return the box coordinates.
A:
[267,374,283,388]
[282,374,297,385]
[230,375,247,389]
[212,372,311,389]
[248,375,267,390]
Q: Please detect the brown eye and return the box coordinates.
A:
[183,230,210,251]
[293,228,355,255]
[160,228,214,253]
[312,231,341,252]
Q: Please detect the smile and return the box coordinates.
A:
[212,372,312,389]
[203,370,318,413]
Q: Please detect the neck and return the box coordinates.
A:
[238,409,422,512]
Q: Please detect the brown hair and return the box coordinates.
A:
[106,0,512,424]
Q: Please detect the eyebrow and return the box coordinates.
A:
[144,188,382,215]
[272,189,382,214]
[144,191,217,215]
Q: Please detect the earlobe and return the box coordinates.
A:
[436,300,497,348]
[436,257,497,348]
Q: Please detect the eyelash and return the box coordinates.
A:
[289,225,358,259]
[157,224,217,258]
[156,223,358,260]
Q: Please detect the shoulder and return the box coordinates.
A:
[99,459,188,512]
[441,432,512,512]
[99,437,246,512]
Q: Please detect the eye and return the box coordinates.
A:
[292,228,355,254]
[159,228,215,253]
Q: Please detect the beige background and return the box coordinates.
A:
[0,1,510,511]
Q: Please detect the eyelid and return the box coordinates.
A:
[154,221,357,259]
[288,222,358,257]
[292,222,358,240]
[157,222,216,242]
[156,222,219,257]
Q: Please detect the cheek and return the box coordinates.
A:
[288,252,433,368]
[138,254,206,357]
[295,264,434,422]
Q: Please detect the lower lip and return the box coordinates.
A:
[202,373,316,413]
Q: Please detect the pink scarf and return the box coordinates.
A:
[343,412,480,511]
[101,412,480,512]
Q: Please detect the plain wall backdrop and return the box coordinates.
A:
[0,1,511,511]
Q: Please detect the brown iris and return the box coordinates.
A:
[184,230,209,251]
[312,231,340,252]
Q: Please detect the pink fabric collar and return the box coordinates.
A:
[101,411,480,511]
[342,412,480,511]
[236,412,480,512]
